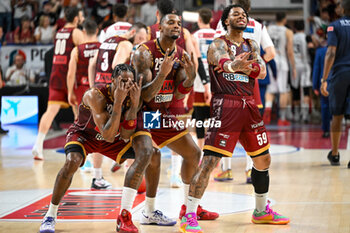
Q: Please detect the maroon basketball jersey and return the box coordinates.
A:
[67,84,115,139]
[141,39,184,112]
[209,36,255,96]
[148,23,186,49]
[50,27,75,90]
[95,36,127,84]
[76,42,101,86]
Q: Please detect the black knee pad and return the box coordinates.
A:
[251,167,269,194]
[203,150,223,158]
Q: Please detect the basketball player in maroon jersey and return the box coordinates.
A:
[66,19,114,190]
[148,0,205,189]
[134,13,219,222]
[32,7,85,160]
[180,5,289,233]
[39,64,166,233]
[88,22,148,86]
[85,23,147,183]
[86,22,147,174]
[67,19,100,115]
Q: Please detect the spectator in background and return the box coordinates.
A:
[13,0,33,29]
[309,6,330,46]
[35,15,56,44]
[5,53,35,86]
[0,0,13,42]
[14,15,35,44]
[140,0,157,26]
[34,1,57,27]
[312,29,331,138]
[91,0,113,28]
[0,66,9,134]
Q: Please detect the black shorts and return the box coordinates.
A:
[328,73,350,115]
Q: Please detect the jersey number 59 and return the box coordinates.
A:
[257,132,267,146]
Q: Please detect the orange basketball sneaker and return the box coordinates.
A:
[117,209,138,233]
[251,201,290,225]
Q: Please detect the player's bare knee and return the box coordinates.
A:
[253,153,271,170]
[135,145,153,167]
[183,146,201,164]
[149,148,161,167]
[64,152,83,175]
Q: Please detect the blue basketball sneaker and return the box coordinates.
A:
[39,216,56,233]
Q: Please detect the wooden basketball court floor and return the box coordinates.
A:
[0,124,349,233]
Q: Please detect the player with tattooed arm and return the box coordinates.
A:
[179,5,290,233]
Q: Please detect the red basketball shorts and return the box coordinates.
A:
[203,94,270,157]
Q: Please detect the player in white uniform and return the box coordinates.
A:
[266,12,296,126]
[99,3,132,42]
[292,20,312,122]
[214,0,276,183]
[191,8,214,150]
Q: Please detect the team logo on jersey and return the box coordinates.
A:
[243,43,249,52]
[223,73,249,83]
[230,45,237,56]
[154,94,173,103]
[144,110,161,129]
[219,139,227,147]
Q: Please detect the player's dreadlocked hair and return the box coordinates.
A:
[221,4,248,31]
[112,64,136,81]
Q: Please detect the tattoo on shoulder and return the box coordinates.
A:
[133,46,152,81]
[249,40,260,55]
[208,38,228,65]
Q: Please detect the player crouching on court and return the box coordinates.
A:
[39,64,174,233]
[180,5,290,233]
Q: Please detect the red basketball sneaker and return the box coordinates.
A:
[117,209,138,233]
[179,204,219,220]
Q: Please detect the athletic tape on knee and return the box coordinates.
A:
[251,167,269,194]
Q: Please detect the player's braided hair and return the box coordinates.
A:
[112,64,136,81]
[221,4,249,31]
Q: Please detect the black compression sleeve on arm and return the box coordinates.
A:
[198,57,210,85]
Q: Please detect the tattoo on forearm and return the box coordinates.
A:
[250,39,266,68]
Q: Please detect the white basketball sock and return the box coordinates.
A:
[255,192,268,212]
[34,132,46,153]
[93,168,102,179]
[144,197,156,215]
[171,155,182,177]
[222,157,231,171]
[45,202,59,219]
[183,184,190,206]
[186,196,200,214]
[120,187,137,213]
